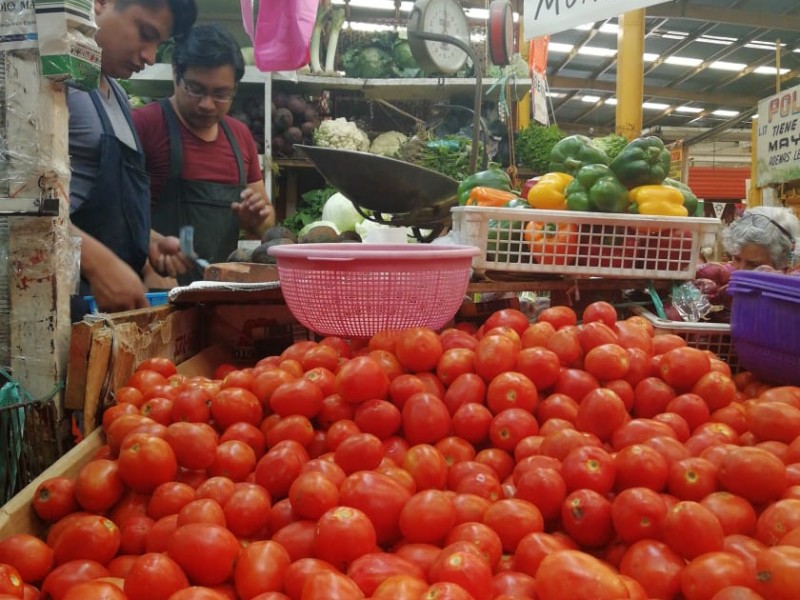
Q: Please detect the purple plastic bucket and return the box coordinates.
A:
[728,270,800,385]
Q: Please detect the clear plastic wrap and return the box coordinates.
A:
[670,281,713,323]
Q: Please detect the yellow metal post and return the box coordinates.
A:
[615,9,645,140]
[749,115,762,207]
[517,22,531,130]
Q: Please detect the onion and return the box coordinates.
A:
[695,262,731,286]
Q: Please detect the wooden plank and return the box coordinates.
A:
[204,263,279,283]
[64,321,101,410]
[83,330,113,436]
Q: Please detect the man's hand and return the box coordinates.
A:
[232,183,275,237]
[89,254,149,312]
[149,233,192,277]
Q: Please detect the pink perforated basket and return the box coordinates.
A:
[267,243,479,337]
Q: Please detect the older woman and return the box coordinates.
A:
[721,206,800,271]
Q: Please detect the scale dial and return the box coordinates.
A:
[408,0,470,76]
[488,0,513,66]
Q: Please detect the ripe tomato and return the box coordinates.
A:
[663,501,725,560]
[289,471,340,520]
[210,387,262,429]
[692,371,737,412]
[521,321,556,349]
[40,560,110,600]
[482,498,544,553]
[339,470,412,546]
[118,433,178,494]
[614,443,669,491]
[334,433,385,474]
[73,459,125,513]
[553,369,599,405]
[394,327,443,373]
[168,523,240,586]
[62,581,127,600]
[399,490,456,545]
[582,301,617,328]
[611,487,667,544]
[717,446,787,505]
[755,499,800,546]
[575,388,628,443]
[208,440,257,482]
[271,520,317,563]
[535,550,627,600]
[538,306,578,330]
[546,327,582,367]
[265,415,315,449]
[123,552,189,600]
[0,534,52,584]
[300,569,364,600]
[233,541,291,600]
[346,552,425,597]
[681,552,751,600]
[254,440,309,499]
[269,379,324,419]
[336,356,390,404]
[583,343,629,380]
[560,445,615,495]
[474,335,519,383]
[371,574,429,600]
[32,477,78,523]
[428,549,493,600]
[223,483,272,538]
[127,369,169,395]
[620,539,684,599]
[668,456,718,501]
[561,489,614,548]
[51,514,120,566]
[659,347,712,391]
[354,399,402,440]
[177,498,226,527]
[315,506,377,571]
[402,393,451,445]
[167,588,232,600]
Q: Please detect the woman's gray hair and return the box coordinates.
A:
[721,206,800,270]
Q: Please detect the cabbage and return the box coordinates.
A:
[321,193,365,233]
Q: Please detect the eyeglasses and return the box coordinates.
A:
[181,80,237,104]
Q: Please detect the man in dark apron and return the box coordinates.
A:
[69,0,197,314]
[133,24,274,285]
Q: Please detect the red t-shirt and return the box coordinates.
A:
[132,101,263,204]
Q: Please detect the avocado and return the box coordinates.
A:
[252,238,295,264]
[226,247,254,262]
[262,225,298,243]
[299,225,339,244]
[338,230,362,243]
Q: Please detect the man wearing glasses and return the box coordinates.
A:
[133,24,274,283]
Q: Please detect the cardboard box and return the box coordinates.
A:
[64,287,315,433]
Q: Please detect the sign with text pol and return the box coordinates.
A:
[756,83,800,187]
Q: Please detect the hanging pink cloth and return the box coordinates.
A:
[241,0,319,72]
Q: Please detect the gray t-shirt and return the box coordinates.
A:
[68,77,138,211]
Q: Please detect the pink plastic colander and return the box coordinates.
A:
[267,243,479,338]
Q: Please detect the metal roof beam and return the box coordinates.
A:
[548,75,760,108]
[647,5,800,32]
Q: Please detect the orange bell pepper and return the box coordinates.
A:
[466,186,520,207]
[523,221,579,265]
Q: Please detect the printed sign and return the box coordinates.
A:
[523,0,669,40]
[529,37,549,125]
[755,83,800,187]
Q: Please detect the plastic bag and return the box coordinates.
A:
[240,0,319,72]
[671,281,712,323]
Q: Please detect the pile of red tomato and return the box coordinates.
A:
[1,301,799,600]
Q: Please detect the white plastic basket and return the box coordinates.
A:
[631,306,738,368]
[450,206,720,280]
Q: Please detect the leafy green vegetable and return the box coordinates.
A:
[516,124,566,174]
[592,134,630,161]
[339,31,421,79]
[282,186,338,235]
[415,136,475,181]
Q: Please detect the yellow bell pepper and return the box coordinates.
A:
[466,186,519,207]
[629,184,689,217]
[526,172,574,210]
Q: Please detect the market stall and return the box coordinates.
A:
[3,1,800,600]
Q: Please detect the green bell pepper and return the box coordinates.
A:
[609,136,671,188]
[564,164,629,213]
[663,178,699,216]
[457,169,512,205]
[548,134,610,176]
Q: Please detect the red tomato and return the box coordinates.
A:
[575,388,628,443]
[428,549,493,600]
[269,379,324,419]
[484,309,530,336]
[124,552,189,600]
[251,369,296,410]
[371,574,429,600]
[488,408,538,453]
[177,498,226,527]
[233,541,291,600]
[482,498,544,553]
[334,433,385,474]
[614,443,669,491]
[207,440,257,482]
[254,440,309,499]
[223,483,272,538]
[314,506,377,571]
[0,534,52,584]
[41,560,110,600]
[681,552,751,600]
[561,489,614,548]
[755,499,800,546]
[668,456,719,501]
[663,501,725,560]
[620,539,684,599]
[353,399,401,440]
[611,487,667,544]
[717,446,787,505]
[167,523,240,586]
[435,436,476,466]
[402,393,451,445]
[582,301,617,327]
[127,369,169,395]
[210,387,262,429]
[51,514,120,566]
[474,335,519,383]
[115,385,146,408]
[164,422,218,472]
[535,550,627,600]
[336,356,390,404]
[445,522,502,569]
[560,445,615,495]
[399,490,456,545]
[266,415,315,449]
[299,569,364,600]
[167,588,232,600]
[451,403,493,445]
[521,321,556,349]
[73,459,125,513]
[282,558,337,600]
[195,477,236,507]
[583,343,629,380]
[103,402,140,430]
[486,372,537,414]
[553,368,599,405]
[289,471,339,520]
[118,433,178,494]
[62,581,127,600]
[538,306,578,330]
[394,327,443,373]
[31,477,78,523]
[0,565,22,598]
[514,467,566,521]
[659,347,712,391]
[546,327,583,367]
[346,552,425,597]
[271,520,317,563]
